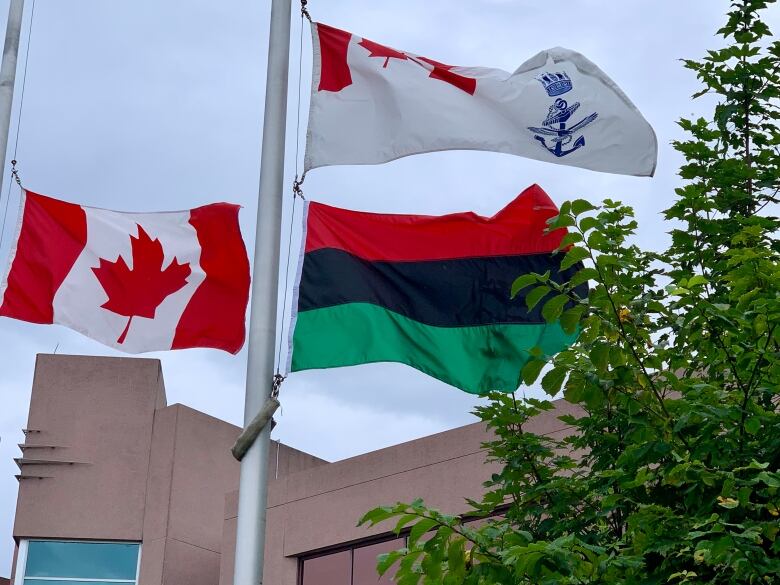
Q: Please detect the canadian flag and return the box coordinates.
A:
[0,191,250,354]
[305,22,657,177]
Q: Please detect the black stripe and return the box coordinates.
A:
[298,248,586,328]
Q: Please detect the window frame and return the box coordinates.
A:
[298,534,407,585]
[296,511,509,585]
[13,539,142,585]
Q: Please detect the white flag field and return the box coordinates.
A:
[305,22,657,177]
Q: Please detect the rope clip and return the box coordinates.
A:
[300,0,312,22]
[10,160,22,188]
[292,174,306,200]
[272,373,285,399]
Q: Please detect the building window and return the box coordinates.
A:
[299,517,498,585]
[301,549,351,585]
[17,540,140,585]
[301,537,404,585]
[352,538,404,585]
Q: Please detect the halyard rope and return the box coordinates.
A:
[0,0,35,251]
[273,1,308,379]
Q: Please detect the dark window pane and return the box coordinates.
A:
[25,541,139,580]
[353,538,405,585]
[302,550,351,585]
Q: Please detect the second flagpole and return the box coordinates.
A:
[233,0,293,583]
[0,0,24,193]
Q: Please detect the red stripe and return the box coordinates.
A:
[172,203,250,354]
[316,22,353,92]
[305,184,565,261]
[0,191,87,324]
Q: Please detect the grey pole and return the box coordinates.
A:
[0,0,24,189]
[233,0,292,583]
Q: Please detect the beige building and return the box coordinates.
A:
[6,354,576,585]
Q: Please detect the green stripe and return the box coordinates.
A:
[291,302,577,395]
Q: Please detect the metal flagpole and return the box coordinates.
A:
[233,0,293,583]
[0,0,24,190]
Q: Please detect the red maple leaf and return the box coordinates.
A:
[358,37,408,68]
[92,224,191,344]
[417,56,477,96]
[358,36,476,95]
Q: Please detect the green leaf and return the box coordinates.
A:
[590,343,610,373]
[398,551,424,585]
[394,514,421,534]
[579,216,600,233]
[569,267,599,289]
[744,417,761,435]
[754,314,767,335]
[558,231,584,249]
[377,550,405,577]
[446,538,466,579]
[571,198,597,215]
[547,213,575,229]
[559,306,584,334]
[757,472,780,488]
[541,294,569,323]
[609,346,626,367]
[535,269,551,283]
[526,285,551,311]
[560,247,590,271]
[522,359,546,386]
[595,253,618,267]
[541,367,567,396]
[409,518,440,547]
[358,506,394,526]
[588,231,609,249]
[687,274,708,287]
[578,315,601,343]
[510,274,538,299]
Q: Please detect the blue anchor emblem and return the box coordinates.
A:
[528,72,598,158]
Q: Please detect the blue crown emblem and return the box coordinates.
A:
[536,72,572,96]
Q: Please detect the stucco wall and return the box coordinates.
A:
[11,354,327,585]
[9,353,580,585]
[138,404,243,585]
[219,399,582,585]
[14,354,166,543]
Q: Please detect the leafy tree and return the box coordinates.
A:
[359,1,780,583]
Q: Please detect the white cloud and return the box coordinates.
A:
[273,385,468,462]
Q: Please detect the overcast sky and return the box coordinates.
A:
[0,0,776,576]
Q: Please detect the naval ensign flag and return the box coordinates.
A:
[305,23,657,177]
[0,191,250,353]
